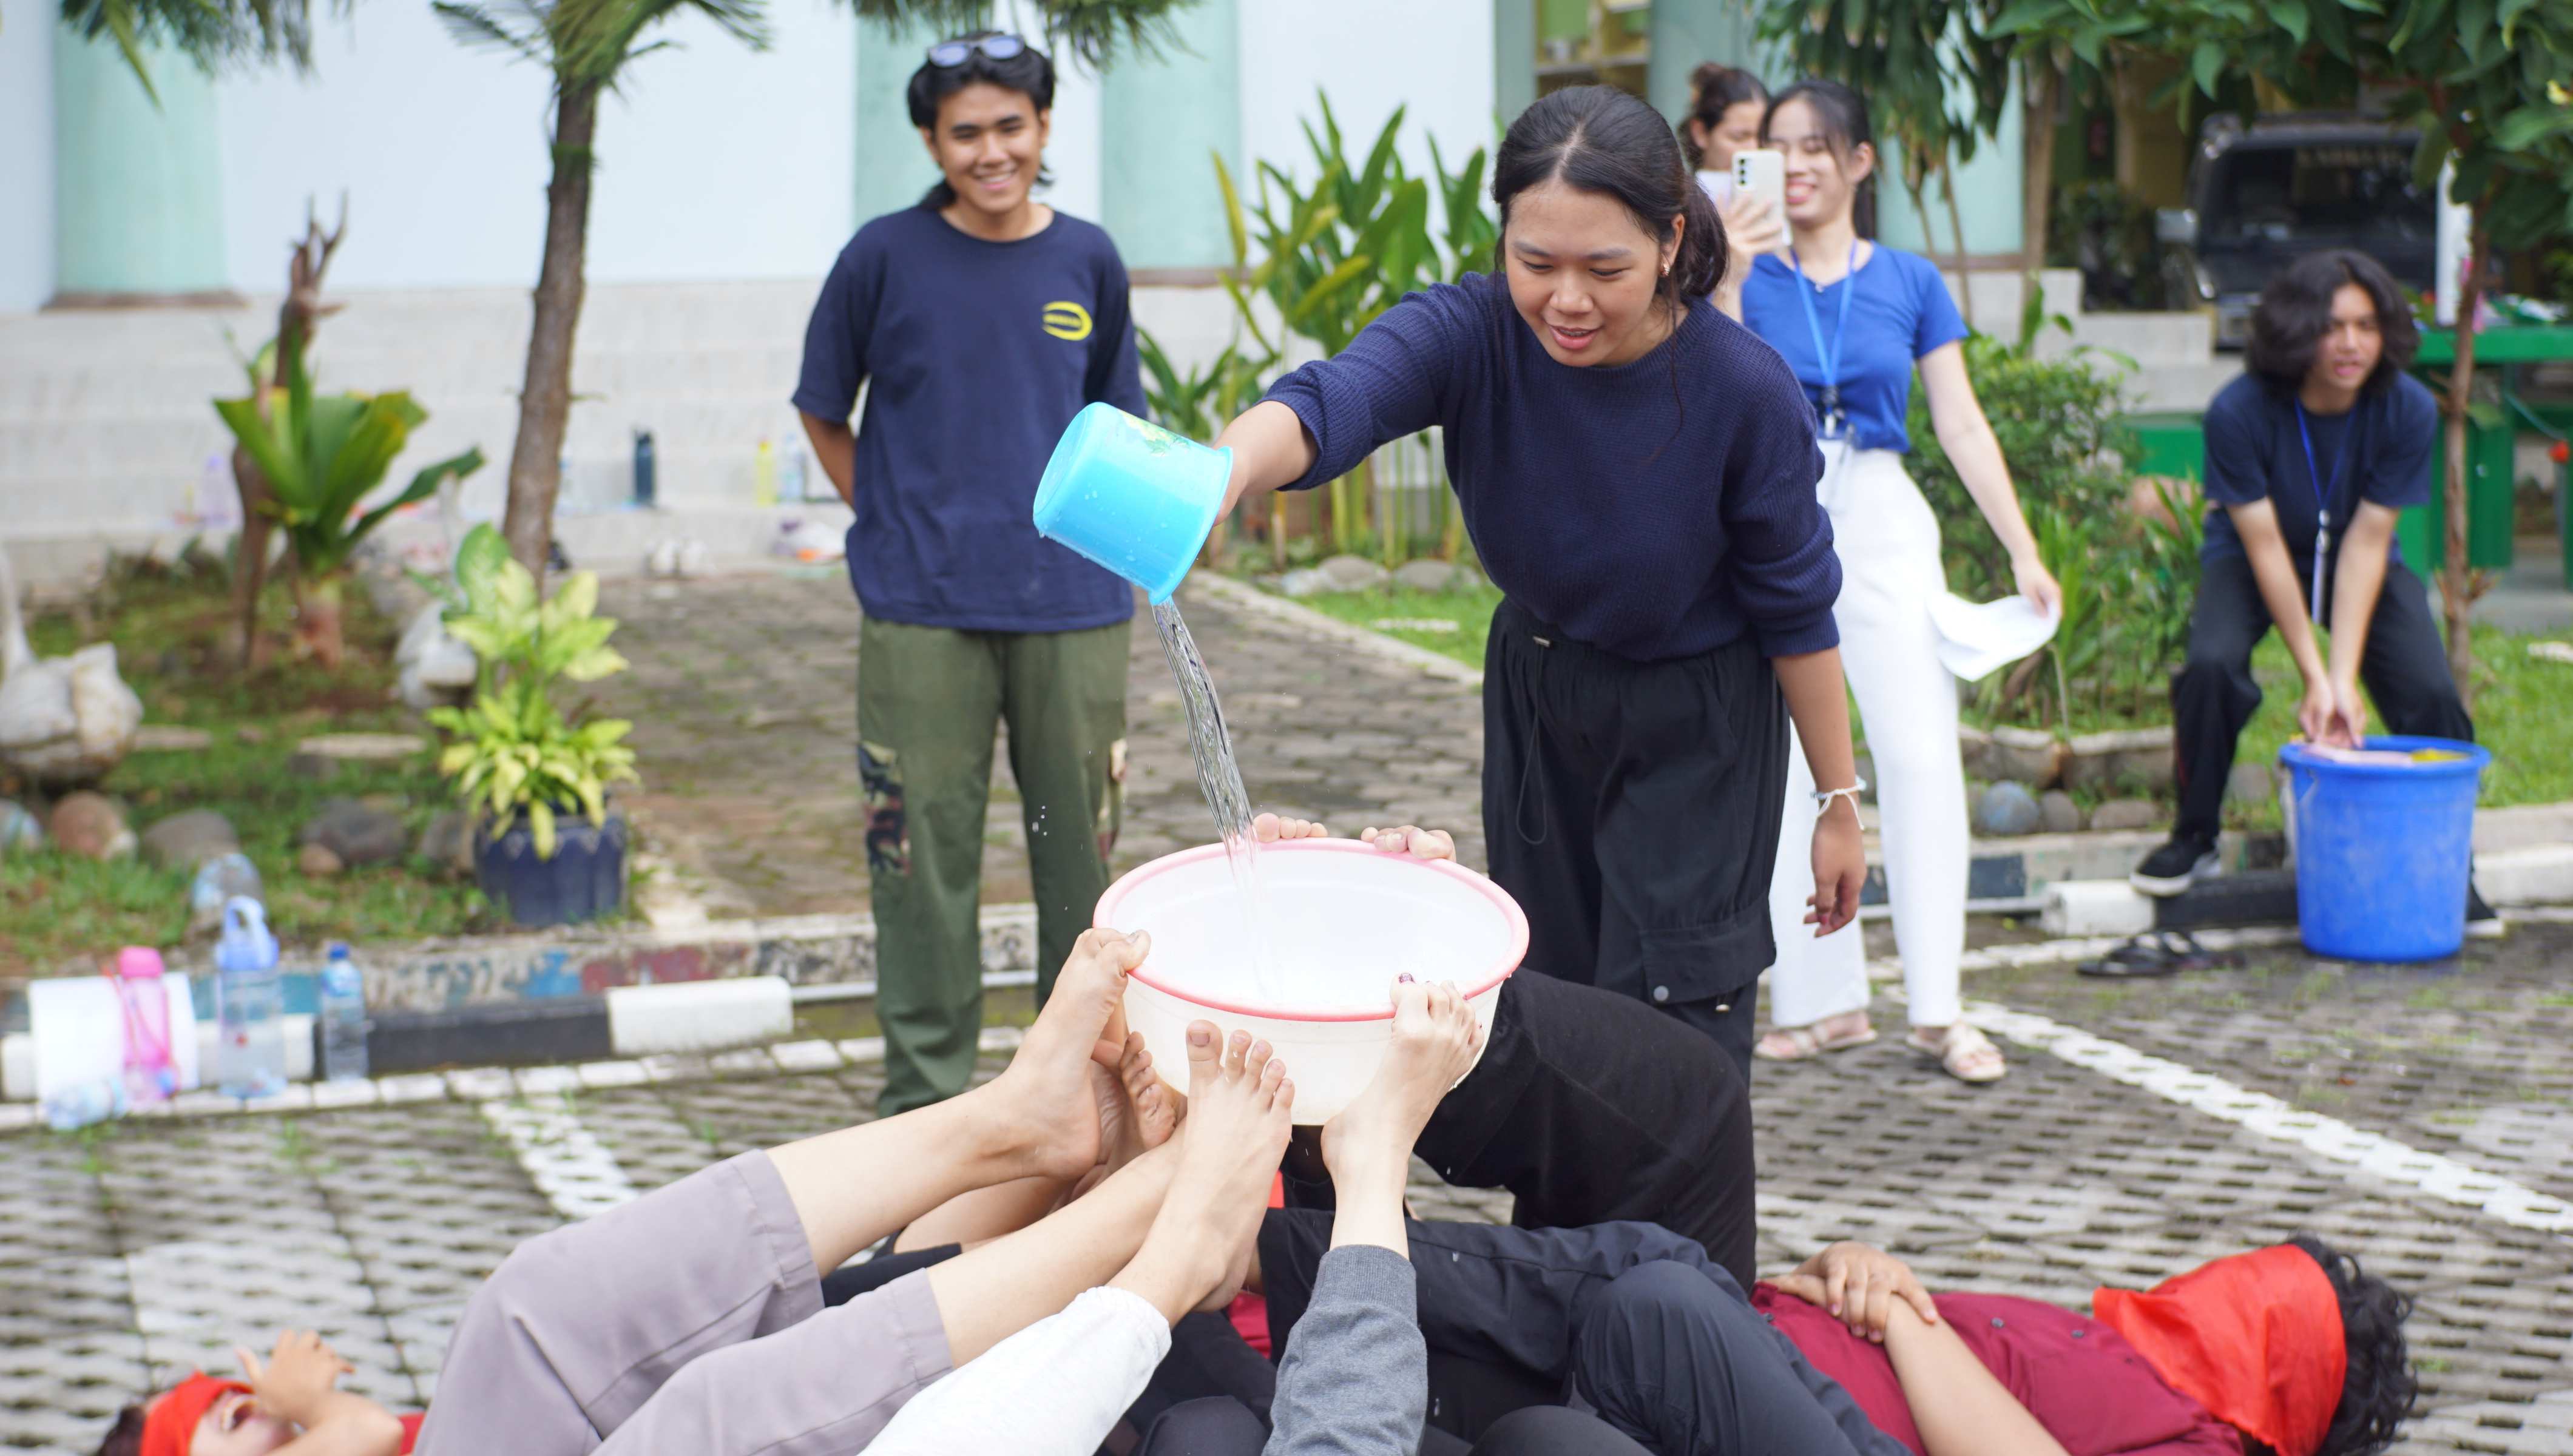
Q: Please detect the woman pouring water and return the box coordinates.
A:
[1211,85,1867,1079]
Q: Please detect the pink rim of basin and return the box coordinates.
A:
[1095,838,1527,1021]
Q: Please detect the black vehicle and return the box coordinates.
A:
[2157,114,2438,349]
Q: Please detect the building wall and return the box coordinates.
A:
[1237,0,1498,220]
[0,15,53,314]
[211,0,857,293]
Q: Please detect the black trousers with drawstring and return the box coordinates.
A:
[1479,599,1793,1086]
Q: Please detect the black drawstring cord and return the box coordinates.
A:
[1511,630,1552,847]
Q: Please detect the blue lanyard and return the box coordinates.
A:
[1791,240,1859,437]
[2293,400,2355,624]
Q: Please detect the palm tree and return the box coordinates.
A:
[434,0,772,580]
[49,0,317,102]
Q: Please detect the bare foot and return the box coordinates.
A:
[1252,812,1329,843]
[1359,824,1455,860]
[1090,1032,1177,1173]
[1112,1022,1293,1316]
[989,928,1151,1183]
[1320,979,1480,1193]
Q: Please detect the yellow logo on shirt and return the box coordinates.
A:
[1041,301,1094,341]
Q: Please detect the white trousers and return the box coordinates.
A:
[1763,443,1968,1030]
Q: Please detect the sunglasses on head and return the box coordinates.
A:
[926,33,1026,67]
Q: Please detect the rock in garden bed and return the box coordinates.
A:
[300,797,409,866]
[2061,727,2177,793]
[48,792,134,860]
[1972,781,2043,837]
[140,809,240,871]
[2087,798,2164,832]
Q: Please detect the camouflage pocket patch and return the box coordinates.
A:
[859,740,910,877]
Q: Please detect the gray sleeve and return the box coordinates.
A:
[1262,1244,1425,1456]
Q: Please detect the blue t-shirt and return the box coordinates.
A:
[1739,246,1967,454]
[1262,272,1838,663]
[2199,370,2436,571]
[793,206,1147,632]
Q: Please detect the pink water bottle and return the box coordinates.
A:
[111,948,177,1105]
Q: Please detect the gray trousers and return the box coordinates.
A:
[416,1150,951,1455]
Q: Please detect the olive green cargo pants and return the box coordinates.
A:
[857,615,1129,1116]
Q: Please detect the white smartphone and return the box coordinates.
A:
[1732,148,1788,248]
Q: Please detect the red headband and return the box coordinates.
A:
[2094,1246,2346,1456]
[141,1374,251,1456]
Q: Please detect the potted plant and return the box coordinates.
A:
[428,526,639,926]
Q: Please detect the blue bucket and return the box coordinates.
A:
[1032,403,1232,603]
[2279,735,2488,961]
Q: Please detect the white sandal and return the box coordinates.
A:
[1755,1012,1878,1062]
[1907,1023,2006,1084]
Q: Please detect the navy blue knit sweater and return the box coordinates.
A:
[1263,271,1838,662]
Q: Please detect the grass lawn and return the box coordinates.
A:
[1262,578,2573,821]
[3,554,493,976]
[1278,581,1504,668]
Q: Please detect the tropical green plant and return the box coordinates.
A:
[1986,0,2573,703]
[427,525,638,859]
[50,0,319,103]
[1905,326,2140,603]
[1213,92,1492,565]
[1137,331,1273,445]
[212,287,485,668]
[2048,178,2167,311]
[1759,0,2013,315]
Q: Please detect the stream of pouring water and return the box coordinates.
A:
[1148,598,1284,994]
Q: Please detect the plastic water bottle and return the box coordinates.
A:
[111,947,177,1107]
[319,942,368,1082]
[214,898,286,1099]
[632,429,657,508]
[188,852,263,935]
[41,1077,127,1132]
[754,439,778,507]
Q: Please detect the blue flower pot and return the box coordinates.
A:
[475,807,628,928]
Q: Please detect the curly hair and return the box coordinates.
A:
[2244,250,2419,395]
[93,1403,144,1456]
[2291,1235,2418,1456]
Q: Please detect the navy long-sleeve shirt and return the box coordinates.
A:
[1262,271,1839,662]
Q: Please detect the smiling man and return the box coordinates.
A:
[794,31,1147,1116]
[2132,250,2493,934]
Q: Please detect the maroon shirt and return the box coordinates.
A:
[1751,1284,2247,1456]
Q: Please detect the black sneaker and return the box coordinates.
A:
[2131,833,2219,897]
[2466,883,2506,940]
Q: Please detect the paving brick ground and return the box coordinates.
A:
[592,570,1483,918]
[4,571,2565,1455]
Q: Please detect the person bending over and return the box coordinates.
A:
[2131,248,2493,938]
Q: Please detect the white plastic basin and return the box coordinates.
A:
[1095,838,1527,1123]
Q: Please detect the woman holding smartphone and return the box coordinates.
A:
[1718,80,2060,1084]
[1211,84,1867,1081]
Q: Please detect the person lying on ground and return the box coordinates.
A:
[1225,1224,2410,1456]
[414,928,1209,1456]
[95,1330,415,1456]
[867,978,1483,1456]
[1756,1236,2412,1456]
[1246,815,1758,1289]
